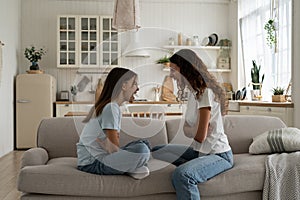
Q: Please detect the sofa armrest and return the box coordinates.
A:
[21,147,49,168]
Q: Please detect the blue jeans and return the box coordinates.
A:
[78,139,151,175]
[152,144,234,200]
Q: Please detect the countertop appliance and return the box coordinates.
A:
[59,90,70,101]
[16,74,56,149]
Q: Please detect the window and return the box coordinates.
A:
[239,0,292,100]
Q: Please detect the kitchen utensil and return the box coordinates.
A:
[241,87,247,100]
[236,90,241,100]
[77,75,90,92]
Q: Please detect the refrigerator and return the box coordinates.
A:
[16,74,56,149]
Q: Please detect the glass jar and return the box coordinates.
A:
[193,35,199,46]
[168,37,175,45]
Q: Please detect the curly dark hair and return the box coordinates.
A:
[169,49,228,115]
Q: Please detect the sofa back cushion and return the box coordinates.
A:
[37,117,168,159]
[120,117,168,147]
[223,115,286,154]
[165,115,287,154]
[37,117,85,159]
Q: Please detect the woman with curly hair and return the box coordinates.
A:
[152,49,233,199]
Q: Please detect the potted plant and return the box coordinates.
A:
[272,86,286,102]
[250,60,264,100]
[24,46,46,70]
[264,19,277,49]
[156,55,171,67]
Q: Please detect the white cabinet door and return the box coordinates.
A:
[79,16,99,67]
[57,16,78,68]
[100,16,120,67]
[238,106,293,126]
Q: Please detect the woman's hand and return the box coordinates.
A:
[194,107,210,143]
[183,121,197,138]
[96,129,120,154]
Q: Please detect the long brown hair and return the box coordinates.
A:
[83,67,137,122]
[169,49,228,115]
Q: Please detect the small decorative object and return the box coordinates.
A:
[156,55,170,68]
[178,33,182,45]
[272,86,286,102]
[168,37,175,45]
[264,19,277,49]
[250,60,264,101]
[70,85,78,101]
[24,46,46,71]
[192,35,199,46]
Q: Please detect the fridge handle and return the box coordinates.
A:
[17,99,31,103]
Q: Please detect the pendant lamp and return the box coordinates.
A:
[112,0,141,31]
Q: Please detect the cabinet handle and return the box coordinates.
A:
[64,104,70,107]
[246,106,250,110]
[17,99,31,103]
[267,108,272,112]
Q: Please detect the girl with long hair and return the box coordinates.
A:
[77,67,150,179]
[152,49,233,199]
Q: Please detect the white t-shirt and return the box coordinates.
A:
[185,88,231,154]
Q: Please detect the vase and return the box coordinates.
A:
[250,89,261,101]
[72,95,77,102]
[30,62,39,70]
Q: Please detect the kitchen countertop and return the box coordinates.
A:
[229,100,294,108]
[55,101,181,104]
[64,111,182,117]
[55,101,94,104]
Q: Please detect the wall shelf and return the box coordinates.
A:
[162,67,231,73]
[163,45,225,50]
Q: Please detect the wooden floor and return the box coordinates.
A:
[0,151,24,200]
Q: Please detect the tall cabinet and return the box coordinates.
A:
[57,15,120,69]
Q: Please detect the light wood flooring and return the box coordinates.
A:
[0,151,24,200]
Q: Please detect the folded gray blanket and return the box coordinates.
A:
[263,152,300,200]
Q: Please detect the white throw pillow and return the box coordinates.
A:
[249,127,300,154]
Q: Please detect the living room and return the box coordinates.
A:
[1,0,300,198]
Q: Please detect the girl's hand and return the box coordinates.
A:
[96,130,120,153]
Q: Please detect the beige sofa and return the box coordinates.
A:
[17,115,286,200]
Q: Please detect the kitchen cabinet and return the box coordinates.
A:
[55,102,93,117]
[79,16,99,67]
[57,16,78,68]
[100,16,120,66]
[228,101,294,126]
[163,45,231,73]
[57,15,120,68]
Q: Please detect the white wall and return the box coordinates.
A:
[293,0,300,128]
[0,0,21,157]
[20,0,233,101]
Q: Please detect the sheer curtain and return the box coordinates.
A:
[239,0,292,101]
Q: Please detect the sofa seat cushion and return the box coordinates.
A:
[18,157,176,198]
[200,154,267,197]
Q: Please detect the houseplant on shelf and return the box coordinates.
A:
[250,60,264,101]
[272,86,285,102]
[156,55,171,68]
[24,46,46,71]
